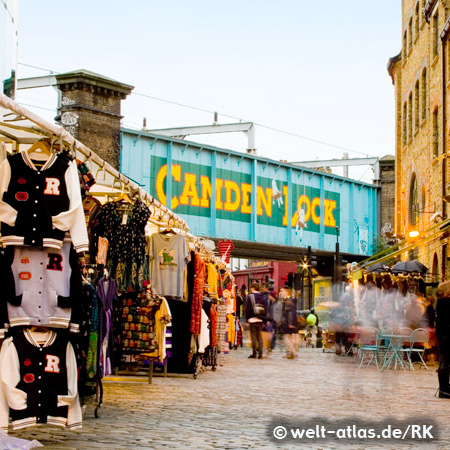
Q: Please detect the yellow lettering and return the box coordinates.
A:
[241,183,252,214]
[179,173,200,206]
[224,180,241,212]
[216,179,223,210]
[324,199,337,226]
[292,195,311,227]
[311,197,321,225]
[256,186,272,217]
[200,176,211,208]
[282,185,288,226]
[155,164,181,209]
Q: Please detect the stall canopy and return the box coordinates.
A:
[0,93,189,233]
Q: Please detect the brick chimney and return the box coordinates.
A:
[55,70,134,170]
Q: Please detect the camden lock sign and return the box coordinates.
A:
[152,156,340,235]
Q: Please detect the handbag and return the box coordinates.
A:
[250,294,266,319]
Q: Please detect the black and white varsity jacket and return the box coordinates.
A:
[0,329,82,432]
[0,151,88,253]
[0,241,82,337]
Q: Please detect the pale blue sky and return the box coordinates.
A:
[17,1,401,182]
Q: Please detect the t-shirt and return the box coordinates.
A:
[148,233,189,300]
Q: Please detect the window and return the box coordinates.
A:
[433,107,439,158]
[422,68,427,120]
[403,30,407,60]
[409,18,413,50]
[433,252,439,282]
[403,102,407,147]
[415,2,420,36]
[433,12,439,58]
[415,80,420,130]
[409,173,419,227]
[408,93,413,140]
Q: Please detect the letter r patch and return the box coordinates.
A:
[44,178,60,195]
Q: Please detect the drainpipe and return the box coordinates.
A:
[443,36,447,220]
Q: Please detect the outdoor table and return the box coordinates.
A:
[379,334,411,371]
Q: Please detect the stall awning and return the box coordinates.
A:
[0,93,188,232]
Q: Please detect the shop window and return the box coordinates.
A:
[422,68,427,120]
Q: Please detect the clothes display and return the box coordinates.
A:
[0,241,82,337]
[0,329,82,431]
[0,151,88,253]
[148,232,189,300]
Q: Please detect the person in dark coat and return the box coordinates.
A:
[436,281,450,398]
[245,283,267,359]
[282,298,298,359]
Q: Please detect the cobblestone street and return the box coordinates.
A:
[10,344,449,450]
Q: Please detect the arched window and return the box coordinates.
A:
[415,80,420,129]
[403,102,407,147]
[422,68,427,120]
[415,2,420,37]
[409,173,419,227]
[433,253,439,282]
[408,92,413,140]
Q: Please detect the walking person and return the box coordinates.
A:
[245,283,267,359]
[435,281,450,398]
[282,297,298,359]
[267,292,283,352]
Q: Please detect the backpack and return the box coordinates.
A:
[306,313,317,326]
[250,294,266,319]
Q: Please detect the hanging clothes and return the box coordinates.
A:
[0,151,88,253]
[148,233,190,301]
[144,297,172,363]
[190,252,205,335]
[0,329,82,432]
[96,276,117,377]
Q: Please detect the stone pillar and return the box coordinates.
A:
[55,70,134,170]
[379,155,395,243]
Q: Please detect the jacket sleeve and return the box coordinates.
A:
[0,247,15,339]
[51,160,89,253]
[0,337,28,432]
[59,341,82,430]
[0,159,18,227]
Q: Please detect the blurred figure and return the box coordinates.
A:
[245,283,268,359]
[282,297,298,359]
[329,285,354,355]
[267,292,282,351]
[421,295,436,328]
[405,293,425,330]
[435,281,450,398]
[305,308,319,347]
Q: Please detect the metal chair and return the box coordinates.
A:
[395,327,414,370]
[358,327,380,369]
[344,329,361,358]
[408,328,429,370]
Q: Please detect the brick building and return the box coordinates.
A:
[387,0,450,280]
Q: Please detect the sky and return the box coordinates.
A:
[16,1,401,183]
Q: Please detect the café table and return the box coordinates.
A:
[378,334,411,371]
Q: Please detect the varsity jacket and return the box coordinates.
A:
[0,241,82,337]
[0,151,88,253]
[0,329,82,432]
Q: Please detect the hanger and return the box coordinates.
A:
[26,139,52,157]
[159,217,177,235]
[114,183,133,204]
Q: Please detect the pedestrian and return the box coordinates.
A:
[282,297,298,359]
[267,292,283,351]
[245,283,267,359]
[435,280,450,398]
[405,293,425,330]
[421,295,436,328]
[305,308,319,348]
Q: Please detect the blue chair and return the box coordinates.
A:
[359,327,380,369]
